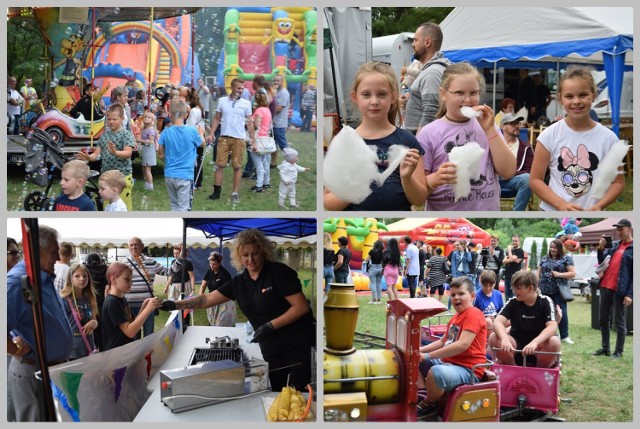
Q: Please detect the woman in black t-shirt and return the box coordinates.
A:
[167,229,315,392]
[323,233,335,292]
[199,251,236,327]
[365,240,384,304]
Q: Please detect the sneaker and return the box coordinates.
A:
[561,337,575,345]
[278,204,287,210]
[270,164,277,169]
[251,186,264,193]
[231,193,240,204]
[263,184,271,189]
[368,300,375,304]
[612,351,623,359]
[416,401,439,421]
[241,172,253,179]
[290,203,300,209]
[592,348,611,356]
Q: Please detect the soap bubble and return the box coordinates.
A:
[21,21,27,27]
[38,168,47,176]
[25,174,31,181]
[113,7,120,15]
[39,64,45,71]
[39,161,45,168]
[65,27,73,35]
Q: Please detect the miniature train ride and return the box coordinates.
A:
[323,283,563,422]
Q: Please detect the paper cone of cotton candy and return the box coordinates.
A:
[324,126,380,204]
[591,140,630,200]
[448,142,486,202]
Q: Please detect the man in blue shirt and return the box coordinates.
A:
[7,225,73,421]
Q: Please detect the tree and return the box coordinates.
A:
[371,7,453,37]
[529,240,538,269]
[7,16,46,92]
[540,239,549,260]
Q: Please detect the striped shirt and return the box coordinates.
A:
[427,255,448,287]
[123,255,167,305]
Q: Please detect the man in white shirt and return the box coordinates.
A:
[197,77,211,121]
[208,78,255,204]
[404,236,420,298]
[7,76,24,135]
[270,74,290,168]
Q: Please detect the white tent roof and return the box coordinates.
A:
[440,7,633,67]
[6,218,315,249]
[372,32,414,57]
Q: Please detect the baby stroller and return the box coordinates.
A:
[23,127,103,211]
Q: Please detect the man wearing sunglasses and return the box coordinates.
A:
[498,113,534,211]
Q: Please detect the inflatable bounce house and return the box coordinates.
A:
[379,218,492,256]
[324,218,403,292]
[216,7,317,127]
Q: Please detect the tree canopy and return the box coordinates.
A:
[372,7,453,37]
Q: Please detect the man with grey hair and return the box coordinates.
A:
[7,225,73,421]
[402,23,451,135]
[123,237,168,337]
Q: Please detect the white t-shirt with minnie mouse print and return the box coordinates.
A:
[537,119,618,210]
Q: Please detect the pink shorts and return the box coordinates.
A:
[384,264,399,287]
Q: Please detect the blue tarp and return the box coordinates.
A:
[185,218,316,242]
[440,7,633,136]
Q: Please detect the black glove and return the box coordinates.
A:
[250,321,275,343]
[160,300,177,311]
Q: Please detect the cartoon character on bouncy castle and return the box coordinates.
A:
[263,10,302,69]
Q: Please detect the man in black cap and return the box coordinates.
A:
[498,113,534,211]
[593,219,633,359]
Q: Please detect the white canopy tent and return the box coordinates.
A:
[440,7,633,135]
[6,218,315,249]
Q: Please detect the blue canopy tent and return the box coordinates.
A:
[181,218,317,296]
[440,7,633,136]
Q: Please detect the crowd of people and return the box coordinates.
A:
[12,72,316,211]
[7,227,316,421]
[323,22,626,212]
[321,222,633,420]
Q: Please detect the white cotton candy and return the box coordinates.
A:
[448,142,485,202]
[460,106,483,119]
[590,140,630,200]
[375,144,410,186]
[323,126,411,204]
[323,126,380,204]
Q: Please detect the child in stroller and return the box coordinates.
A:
[23,127,103,211]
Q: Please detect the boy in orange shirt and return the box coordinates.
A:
[416,276,488,420]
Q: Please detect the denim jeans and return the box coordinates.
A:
[273,127,288,150]
[548,292,569,339]
[368,264,383,300]
[323,266,335,291]
[334,271,348,284]
[499,173,532,211]
[249,151,270,187]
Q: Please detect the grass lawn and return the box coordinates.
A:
[153,268,317,330]
[324,289,633,422]
[7,129,317,212]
